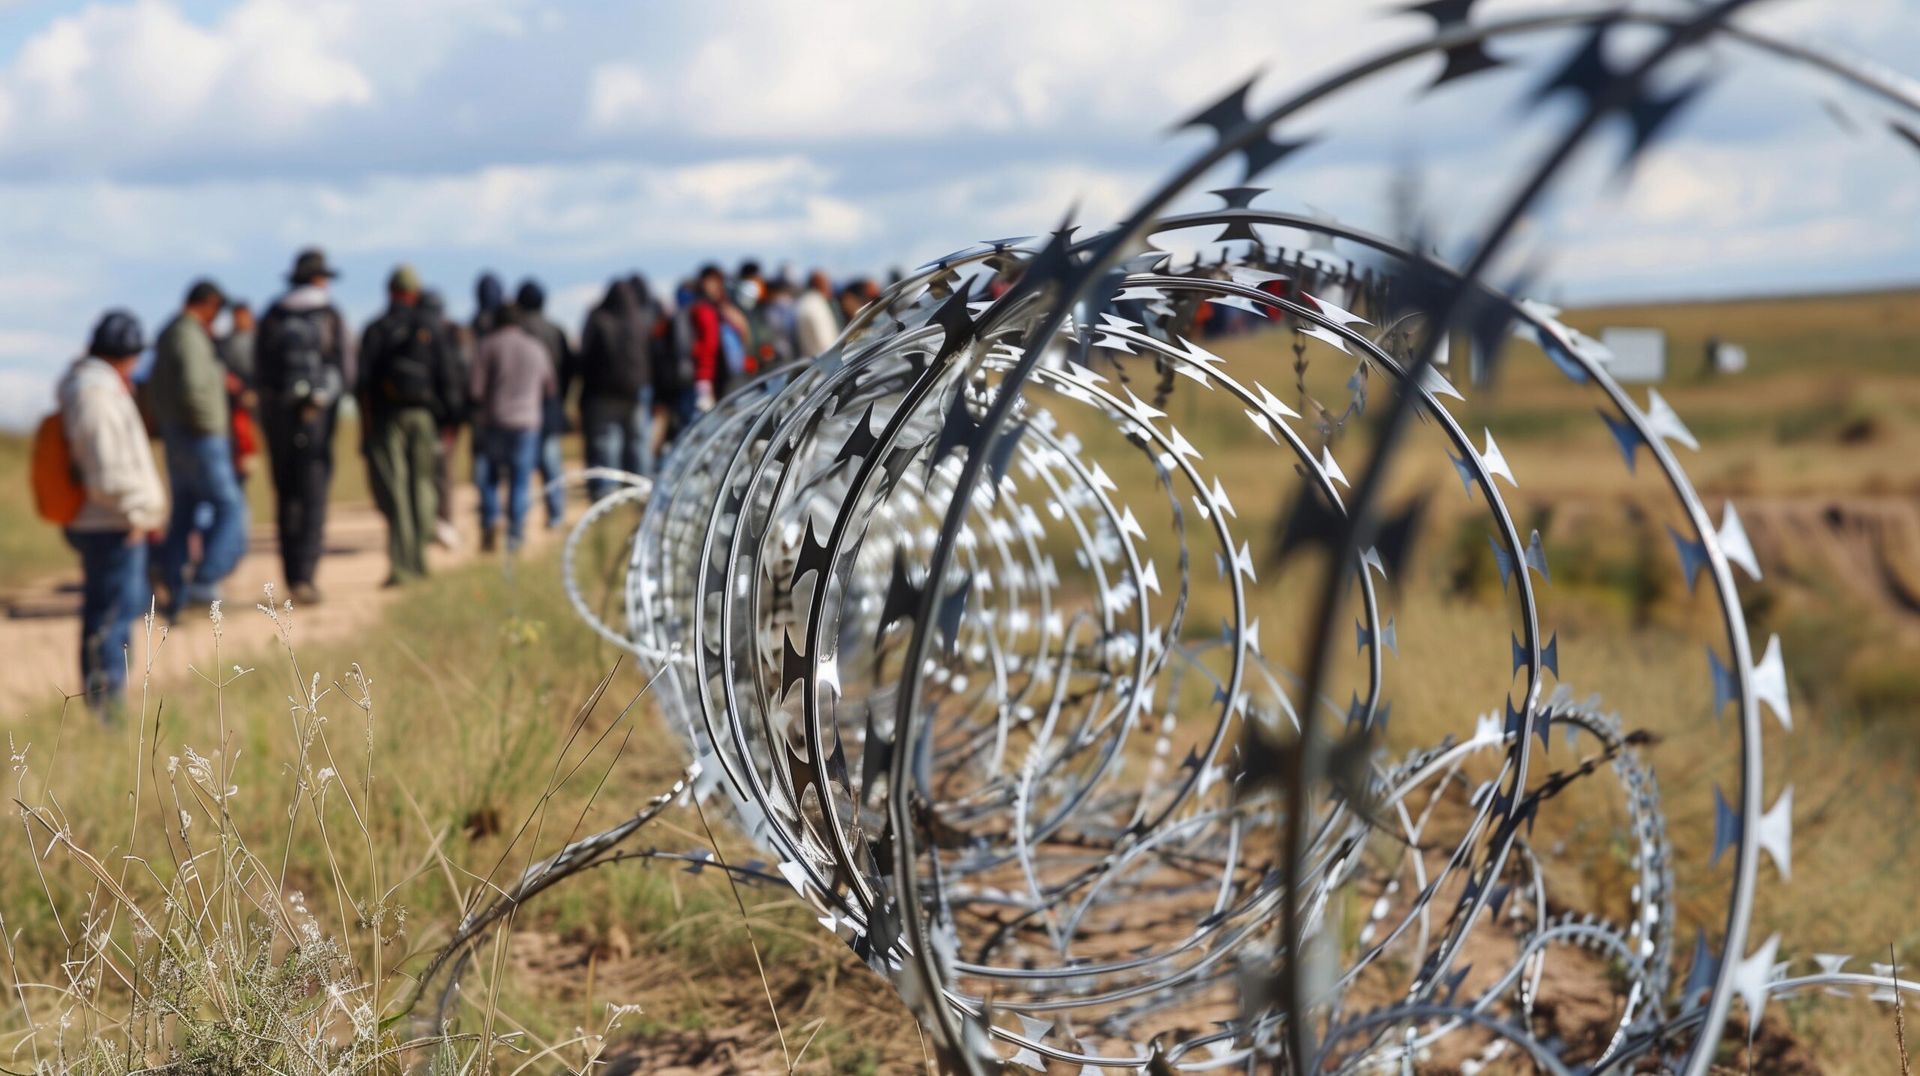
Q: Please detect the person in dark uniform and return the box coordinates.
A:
[358,265,461,585]
[254,248,351,605]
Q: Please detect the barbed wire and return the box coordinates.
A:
[554,3,1920,1071]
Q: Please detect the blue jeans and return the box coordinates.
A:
[160,429,248,607]
[537,431,565,524]
[64,530,150,712]
[475,426,540,548]
[582,389,653,500]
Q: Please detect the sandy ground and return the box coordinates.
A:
[0,483,576,715]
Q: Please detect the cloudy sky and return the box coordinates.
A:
[0,0,1914,426]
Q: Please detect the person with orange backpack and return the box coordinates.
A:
[37,310,167,717]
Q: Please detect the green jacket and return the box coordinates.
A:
[146,313,229,437]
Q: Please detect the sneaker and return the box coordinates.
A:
[291,582,323,606]
[432,519,462,551]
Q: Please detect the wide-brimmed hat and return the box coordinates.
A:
[288,247,341,285]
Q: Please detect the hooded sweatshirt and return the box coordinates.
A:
[58,356,167,533]
[577,280,656,403]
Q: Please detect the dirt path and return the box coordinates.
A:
[0,484,578,714]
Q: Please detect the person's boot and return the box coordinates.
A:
[291,581,322,606]
[480,527,497,554]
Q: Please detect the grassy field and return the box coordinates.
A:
[1065,285,1920,1071]
[0,539,921,1072]
[0,286,1913,1072]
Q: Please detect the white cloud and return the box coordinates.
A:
[586,62,654,134]
[0,271,87,307]
[0,0,554,174]
[1547,133,1920,298]
[0,0,1912,433]
[0,0,374,167]
[0,154,876,285]
[893,162,1158,245]
[587,2,1373,141]
[303,156,876,257]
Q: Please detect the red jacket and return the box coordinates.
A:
[691,299,721,385]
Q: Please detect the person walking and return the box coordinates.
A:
[576,277,659,499]
[216,300,262,488]
[688,264,727,412]
[795,269,840,359]
[218,301,256,384]
[760,277,799,369]
[513,278,572,528]
[55,311,167,716]
[717,279,751,394]
[469,305,555,553]
[420,288,467,551]
[256,248,351,605]
[472,271,508,339]
[733,272,775,376]
[145,279,246,616]
[358,265,460,585]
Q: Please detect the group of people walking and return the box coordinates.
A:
[38,246,883,715]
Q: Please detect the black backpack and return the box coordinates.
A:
[262,305,336,406]
[371,310,439,409]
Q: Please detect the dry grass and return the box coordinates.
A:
[1047,286,1920,1072]
[0,543,921,1073]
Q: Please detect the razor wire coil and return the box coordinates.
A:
[559,4,1920,1070]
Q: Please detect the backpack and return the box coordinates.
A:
[30,411,85,525]
[261,305,333,405]
[371,310,439,409]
